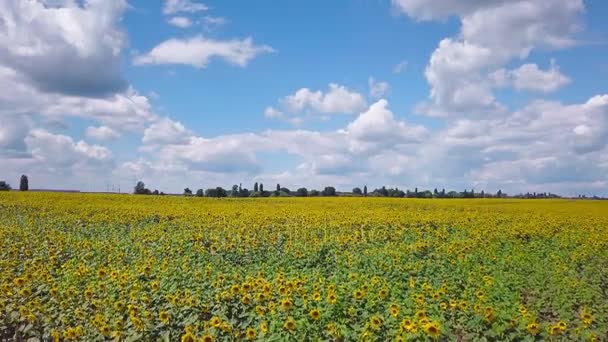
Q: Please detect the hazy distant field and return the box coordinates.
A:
[1,192,607,341]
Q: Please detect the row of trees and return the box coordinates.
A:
[134,181,530,199]
[363,187,510,198]
[0,175,29,191]
[181,183,338,198]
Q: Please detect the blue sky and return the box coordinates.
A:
[1,0,608,195]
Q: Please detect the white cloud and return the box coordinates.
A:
[168,16,193,28]
[134,36,274,68]
[280,83,367,115]
[393,60,408,74]
[345,99,428,152]
[163,0,208,15]
[26,129,112,168]
[368,77,390,98]
[264,106,284,119]
[142,117,193,146]
[395,0,584,117]
[0,0,128,97]
[86,126,121,141]
[203,16,228,30]
[509,61,570,93]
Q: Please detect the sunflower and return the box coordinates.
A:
[231,285,240,294]
[260,321,268,333]
[309,308,321,321]
[114,301,125,312]
[353,289,364,300]
[390,304,400,317]
[283,317,296,331]
[439,302,447,310]
[527,322,540,335]
[557,321,567,331]
[281,298,293,310]
[313,292,321,301]
[475,290,485,300]
[581,312,593,325]
[200,334,214,342]
[415,310,426,321]
[159,311,169,324]
[549,325,562,336]
[423,321,441,339]
[484,307,495,322]
[245,327,257,340]
[327,292,337,304]
[241,294,252,305]
[210,316,221,328]
[181,333,196,342]
[369,315,382,331]
[401,318,416,332]
[379,288,389,299]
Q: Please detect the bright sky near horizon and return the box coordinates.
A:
[1,0,607,195]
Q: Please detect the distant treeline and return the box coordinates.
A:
[132,181,568,199]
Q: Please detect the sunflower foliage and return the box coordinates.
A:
[0,192,606,341]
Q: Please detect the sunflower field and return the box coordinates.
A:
[1,192,607,341]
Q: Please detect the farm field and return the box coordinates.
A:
[1,192,607,341]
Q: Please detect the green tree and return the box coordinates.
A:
[352,187,362,195]
[20,175,28,191]
[0,181,11,191]
[322,186,336,196]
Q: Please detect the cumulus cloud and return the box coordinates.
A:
[142,117,193,146]
[508,61,571,93]
[86,126,121,141]
[163,0,208,15]
[394,0,584,117]
[264,107,284,119]
[167,16,193,28]
[273,83,367,117]
[346,99,427,144]
[0,0,128,97]
[25,129,112,169]
[134,36,274,68]
[368,77,390,98]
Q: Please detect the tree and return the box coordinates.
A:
[352,187,362,195]
[254,182,259,193]
[276,184,281,192]
[433,188,438,197]
[441,188,446,197]
[322,186,336,196]
[196,189,204,197]
[309,189,320,197]
[20,175,28,191]
[134,181,150,195]
[296,188,308,197]
[497,189,502,198]
[0,181,11,191]
[232,184,239,197]
[183,188,192,196]
[153,190,159,195]
[363,185,367,196]
[260,183,264,192]
[205,187,227,198]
